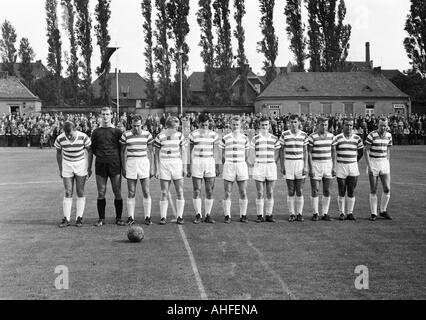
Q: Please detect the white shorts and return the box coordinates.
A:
[126,157,150,180]
[284,160,305,180]
[311,161,333,180]
[336,162,359,179]
[62,159,87,178]
[367,158,390,176]
[160,158,183,181]
[253,162,277,181]
[223,162,249,182]
[191,157,216,179]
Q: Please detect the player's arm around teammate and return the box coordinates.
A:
[55,121,92,228]
[365,117,392,221]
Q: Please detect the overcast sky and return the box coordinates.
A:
[0,0,412,80]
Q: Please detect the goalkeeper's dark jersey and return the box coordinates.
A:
[91,127,122,163]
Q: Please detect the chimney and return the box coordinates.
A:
[365,42,370,63]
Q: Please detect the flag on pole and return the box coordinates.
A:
[99,47,119,74]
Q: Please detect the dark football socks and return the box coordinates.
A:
[97,199,106,219]
[115,199,123,220]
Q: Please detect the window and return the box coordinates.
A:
[321,103,332,115]
[299,102,310,114]
[365,103,375,116]
[344,103,354,116]
[10,106,19,114]
[393,103,406,115]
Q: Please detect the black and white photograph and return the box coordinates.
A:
[0,0,425,309]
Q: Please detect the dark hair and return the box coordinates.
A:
[131,114,143,123]
[317,116,327,124]
[343,117,354,125]
[100,106,112,114]
[289,114,299,121]
[259,116,270,123]
[231,115,241,122]
[63,121,74,134]
[198,113,210,123]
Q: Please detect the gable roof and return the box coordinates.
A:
[0,76,40,101]
[188,71,205,92]
[381,69,406,80]
[92,72,148,100]
[0,60,50,80]
[257,71,409,100]
[189,68,264,93]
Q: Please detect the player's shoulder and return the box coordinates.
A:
[222,132,232,139]
[308,131,318,139]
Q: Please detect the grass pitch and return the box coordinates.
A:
[0,146,425,300]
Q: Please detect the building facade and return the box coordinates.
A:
[255,69,410,117]
[0,73,41,115]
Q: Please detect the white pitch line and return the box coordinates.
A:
[168,193,208,300]
[245,236,297,300]
[178,225,208,300]
[0,180,60,186]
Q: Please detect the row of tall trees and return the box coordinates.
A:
[1,0,424,109]
[0,0,111,107]
[0,20,35,88]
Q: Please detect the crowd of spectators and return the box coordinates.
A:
[1,111,425,147]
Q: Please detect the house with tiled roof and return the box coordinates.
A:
[91,72,148,113]
[188,65,265,106]
[0,60,50,81]
[255,68,410,117]
[0,72,41,114]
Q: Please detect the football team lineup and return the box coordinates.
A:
[1,109,425,300]
[54,108,396,228]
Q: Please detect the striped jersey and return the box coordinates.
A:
[219,132,250,163]
[308,131,334,162]
[120,130,154,158]
[332,133,364,163]
[153,130,187,160]
[365,130,392,159]
[279,130,309,160]
[251,133,280,163]
[54,131,91,162]
[188,129,220,158]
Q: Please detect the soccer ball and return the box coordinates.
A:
[127,226,144,243]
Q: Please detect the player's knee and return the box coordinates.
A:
[323,189,330,197]
[311,189,319,197]
[193,189,201,199]
[266,191,273,199]
[205,189,213,199]
[142,191,150,199]
[76,190,84,198]
[176,190,184,200]
[64,191,73,198]
[256,191,263,199]
[383,187,390,194]
[347,190,355,197]
[224,191,232,200]
[128,191,136,198]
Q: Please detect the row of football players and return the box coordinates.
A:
[54,109,392,227]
